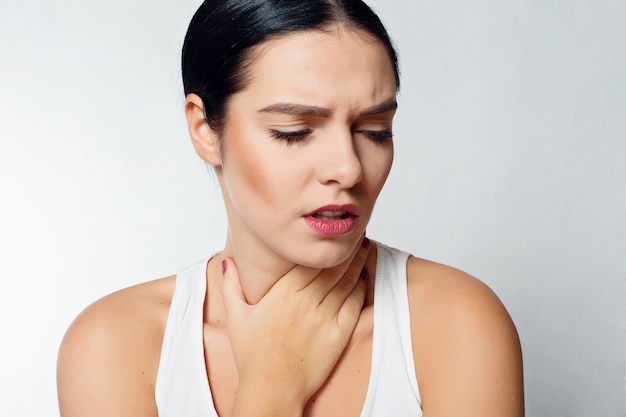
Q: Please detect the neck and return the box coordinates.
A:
[214,233,378,308]
[220,233,297,305]
[206,231,377,327]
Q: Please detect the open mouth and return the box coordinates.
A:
[311,211,352,221]
[303,206,358,235]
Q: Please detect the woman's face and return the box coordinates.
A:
[216,27,397,268]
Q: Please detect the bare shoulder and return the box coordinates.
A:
[406,256,524,417]
[57,276,176,417]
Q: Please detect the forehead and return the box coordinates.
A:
[234,27,397,112]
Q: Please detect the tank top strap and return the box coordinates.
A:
[155,258,218,417]
[360,242,422,416]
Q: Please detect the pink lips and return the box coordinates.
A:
[303,204,358,236]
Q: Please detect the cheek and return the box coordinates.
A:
[235,146,264,191]
[382,150,394,185]
[373,162,392,198]
[221,123,281,210]
[364,145,394,196]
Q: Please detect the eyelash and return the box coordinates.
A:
[268,129,393,145]
[269,129,312,144]
[362,130,394,144]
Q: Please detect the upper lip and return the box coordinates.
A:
[303,204,359,217]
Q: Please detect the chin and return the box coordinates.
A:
[282,238,360,269]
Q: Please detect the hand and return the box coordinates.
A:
[221,237,370,416]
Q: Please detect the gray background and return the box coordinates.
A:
[0,0,624,416]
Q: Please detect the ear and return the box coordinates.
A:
[185,93,222,166]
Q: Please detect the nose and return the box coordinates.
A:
[315,128,363,188]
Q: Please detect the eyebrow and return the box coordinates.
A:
[361,99,398,116]
[257,98,397,118]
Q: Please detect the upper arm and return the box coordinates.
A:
[408,258,524,417]
[57,286,167,417]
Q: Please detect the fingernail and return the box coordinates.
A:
[361,237,370,248]
[221,259,228,273]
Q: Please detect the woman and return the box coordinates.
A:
[57,1,524,416]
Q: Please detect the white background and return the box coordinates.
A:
[0,0,624,416]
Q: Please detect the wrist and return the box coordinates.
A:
[232,378,306,417]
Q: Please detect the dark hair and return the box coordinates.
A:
[182,0,400,133]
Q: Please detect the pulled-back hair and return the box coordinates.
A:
[182,0,399,132]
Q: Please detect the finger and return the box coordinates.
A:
[319,238,370,311]
[220,258,249,319]
[304,236,369,298]
[336,270,367,331]
[271,235,368,297]
[300,235,368,300]
[269,263,322,294]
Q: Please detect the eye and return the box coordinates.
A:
[269,129,312,145]
[361,130,393,144]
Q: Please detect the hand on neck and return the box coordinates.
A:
[220,236,299,305]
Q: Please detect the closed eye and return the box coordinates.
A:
[270,128,392,145]
[361,130,393,144]
[269,129,312,145]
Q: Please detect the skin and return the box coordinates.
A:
[192,27,397,305]
[57,25,524,417]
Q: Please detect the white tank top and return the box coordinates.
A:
[155,243,423,416]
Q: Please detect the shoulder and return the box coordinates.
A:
[406,256,515,329]
[57,275,176,417]
[406,256,524,417]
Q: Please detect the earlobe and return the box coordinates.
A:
[185,94,222,166]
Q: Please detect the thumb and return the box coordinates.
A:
[220,258,249,318]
